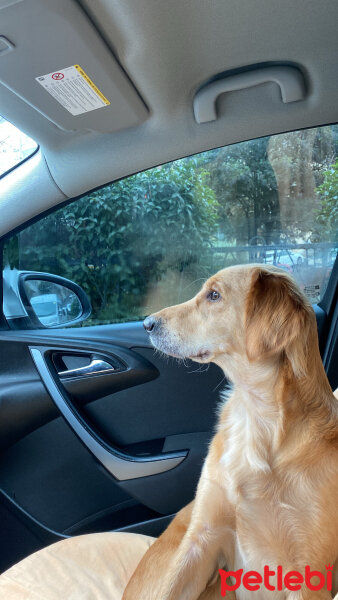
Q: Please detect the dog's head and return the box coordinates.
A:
[144,265,315,379]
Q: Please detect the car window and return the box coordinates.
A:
[2,124,338,327]
[0,116,38,178]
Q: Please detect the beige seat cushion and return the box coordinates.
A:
[1,531,338,599]
[0,532,155,599]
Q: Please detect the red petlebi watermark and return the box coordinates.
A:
[219,564,333,595]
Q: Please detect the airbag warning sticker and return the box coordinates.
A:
[35,65,110,116]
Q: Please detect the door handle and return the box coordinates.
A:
[58,358,116,379]
[30,346,187,481]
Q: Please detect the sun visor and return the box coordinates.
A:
[0,0,148,133]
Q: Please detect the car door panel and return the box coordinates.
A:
[0,417,133,533]
[0,323,223,555]
[83,347,222,447]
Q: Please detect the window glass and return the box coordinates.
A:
[0,116,38,177]
[3,124,337,327]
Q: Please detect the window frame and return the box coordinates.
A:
[0,121,337,331]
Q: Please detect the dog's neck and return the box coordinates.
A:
[215,338,332,413]
[216,352,282,407]
[215,348,335,468]
[213,356,282,477]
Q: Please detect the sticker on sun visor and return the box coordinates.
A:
[303,283,321,302]
[35,65,110,116]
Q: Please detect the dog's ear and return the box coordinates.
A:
[245,268,311,377]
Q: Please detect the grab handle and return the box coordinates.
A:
[193,66,306,123]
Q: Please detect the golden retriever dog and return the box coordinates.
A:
[123,264,338,600]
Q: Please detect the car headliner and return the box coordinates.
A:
[0,0,337,236]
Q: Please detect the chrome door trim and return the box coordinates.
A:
[58,358,116,378]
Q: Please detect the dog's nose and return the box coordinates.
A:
[143,316,157,332]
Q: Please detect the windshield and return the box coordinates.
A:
[0,116,38,177]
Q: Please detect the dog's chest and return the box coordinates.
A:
[228,502,303,600]
[218,412,312,590]
[219,404,278,503]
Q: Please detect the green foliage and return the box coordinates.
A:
[201,138,280,245]
[316,160,338,240]
[6,158,218,323]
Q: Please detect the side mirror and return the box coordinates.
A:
[3,269,91,329]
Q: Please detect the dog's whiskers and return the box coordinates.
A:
[212,374,227,393]
[187,363,210,374]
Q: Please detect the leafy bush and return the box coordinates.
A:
[9,158,218,323]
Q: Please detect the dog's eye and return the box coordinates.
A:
[207,290,221,302]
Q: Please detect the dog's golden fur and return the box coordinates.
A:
[123,265,338,600]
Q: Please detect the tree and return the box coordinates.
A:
[6,158,218,323]
[267,127,336,241]
[203,138,280,245]
[316,160,338,241]
[203,126,337,246]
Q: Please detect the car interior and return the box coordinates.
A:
[0,0,337,582]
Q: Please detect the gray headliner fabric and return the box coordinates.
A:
[0,0,337,232]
